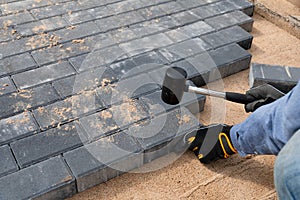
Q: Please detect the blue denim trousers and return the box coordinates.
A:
[274,129,300,200]
[230,81,300,199]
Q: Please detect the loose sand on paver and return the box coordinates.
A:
[69,14,300,200]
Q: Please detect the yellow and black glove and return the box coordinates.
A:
[188,124,237,164]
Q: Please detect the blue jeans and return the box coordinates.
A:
[230,81,300,199]
[274,129,300,200]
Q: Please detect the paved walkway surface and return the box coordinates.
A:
[0,0,255,199]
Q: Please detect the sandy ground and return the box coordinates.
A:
[69,13,300,200]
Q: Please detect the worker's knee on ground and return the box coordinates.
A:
[274,129,300,199]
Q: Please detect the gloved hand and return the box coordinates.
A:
[188,124,237,164]
[245,84,285,113]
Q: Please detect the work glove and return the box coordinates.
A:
[188,124,237,164]
[245,84,285,113]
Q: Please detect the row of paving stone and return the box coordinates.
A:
[0,0,256,199]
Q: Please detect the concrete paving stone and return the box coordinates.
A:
[158,1,186,14]
[0,112,38,145]
[0,76,16,95]
[33,91,105,130]
[171,11,200,26]
[129,107,199,163]
[0,84,59,119]
[12,61,75,89]
[30,1,81,19]
[110,58,137,78]
[114,11,146,28]
[95,15,124,33]
[180,21,215,38]
[201,26,253,50]
[53,67,117,99]
[76,0,111,10]
[227,0,254,16]
[0,0,50,15]
[129,22,165,38]
[127,0,171,10]
[0,29,12,42]
[63,131,143,192]
[138,5,167,20]
[139,89,205,116]
[249,63,299,93]
[107,0,136,15]
[0,145,18,178]
[176,0,205,9]
[120,33,173,56]
[159,38,212,63]
[70,45,127,72]
[205,10,254,32]
[0,156,76,200]
[0,11,35,28]
[80,100,147,141]
[0,37,29,58]
[109,28,138,44]
[64,10,95,25]
[16,16,68,37]
[11,122,87,168]
[132,51,169,67]
[209,43,252,78]
[164,29,191,43]
[86,6,113,19]
[54,21,101,43]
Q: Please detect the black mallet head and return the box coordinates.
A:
[161,67,188,105]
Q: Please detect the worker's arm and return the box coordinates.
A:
[231,81,300,156]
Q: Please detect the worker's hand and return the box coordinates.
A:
[245,84,285,112]
[188,124,237,164]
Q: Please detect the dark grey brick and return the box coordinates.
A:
[11,122,87,168]
[70,46,127,72]
[132,51,169,66]
[158,1,185,14]
[0,84,59,118]
[110,59,137,78]
[138,5,167,20]
[80,100,147,141]
[33,92,105,130]
[0,29,12,42]
[0,76,16,95]
[53,67,117,99]
[0,145,18,178]
[95,15,123,33]
[87,6,113,19]
[0,37,29,58]
[0,53,36,76]
[205,11,254,32]
[64,10,95,25]
[0,11,35,28]
[63,131,143,192]
[114,11,146,28]
[76,0,111,10]
[107,1,135,15]
[54,21,101,43]
[0,0,50,15]
[228,0,254,16]
[159,38,211,63]
[129,107,199,163]
[12,61,75,89]
[249,63,299,93]
[110,28,138,44]
[30,1,81,19]
[201,26,253,50]
[209,43,252,76]
[171,11,200,25]
[0,156,76,200]
[140,89,205,116]
[16,16,68,36]
[164,29,190,43]
[180,21,215,37]
[0,112,38,145]
[177,0,212,9]
[120,33,173,56]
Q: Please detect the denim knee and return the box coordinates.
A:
[274,130,300,200]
